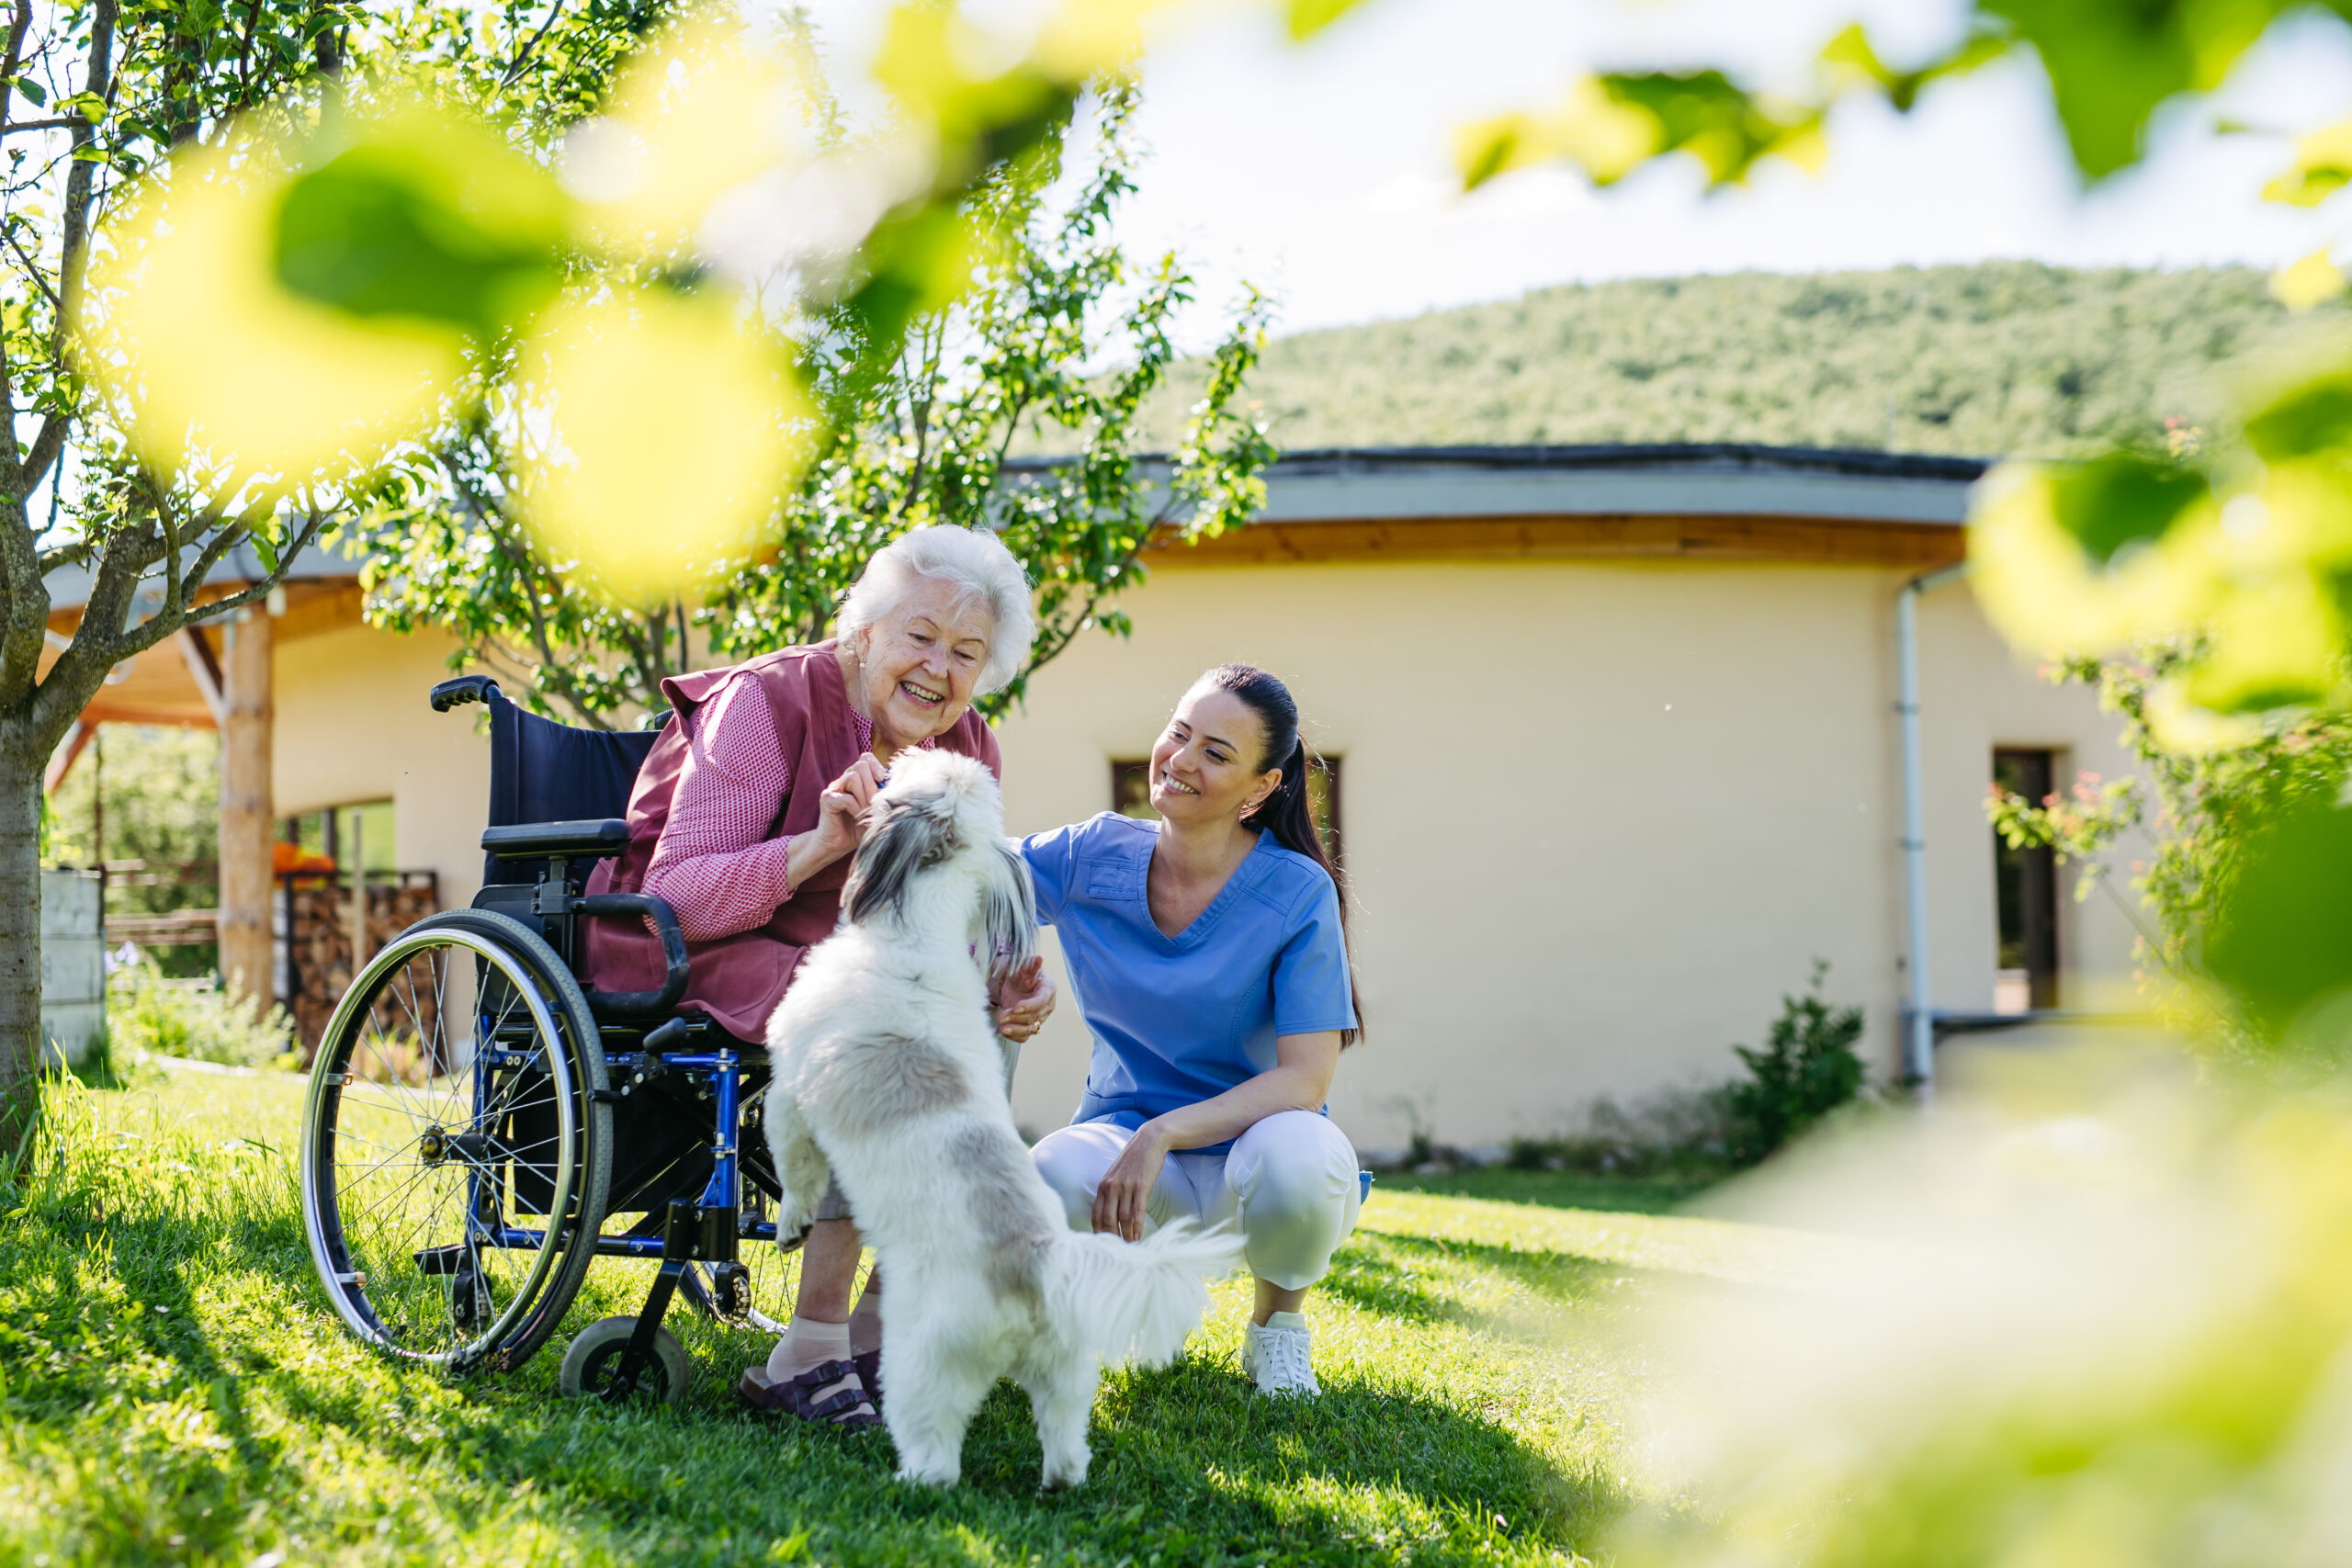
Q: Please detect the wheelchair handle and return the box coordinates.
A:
[430,675,505,712]
[574,893,691,1018]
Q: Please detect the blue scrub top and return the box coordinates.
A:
[1019,812,1358,1151]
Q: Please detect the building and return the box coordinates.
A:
[41,445,2140,1153]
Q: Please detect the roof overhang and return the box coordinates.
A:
[1248,444,1984,525]
[1098,444,1987,570]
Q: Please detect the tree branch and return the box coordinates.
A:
[28,0,118,493]
[500,0,568,87]
[35,536,93,576]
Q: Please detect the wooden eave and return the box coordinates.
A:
[40,576,363,731]
[1143,512,1967,570]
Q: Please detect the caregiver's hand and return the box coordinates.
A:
[1091,1122,1170,1243]
[992,956,1055,1043]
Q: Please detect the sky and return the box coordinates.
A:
[797,0,2352,338]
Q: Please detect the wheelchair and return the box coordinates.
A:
[298,673,787,1404]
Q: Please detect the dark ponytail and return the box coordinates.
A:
[1206,663,1361,1045]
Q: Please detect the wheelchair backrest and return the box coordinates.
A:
[484,696,663,886]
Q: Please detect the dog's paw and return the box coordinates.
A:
[1039,1459,1091,1492]
[893,1461,960,1489]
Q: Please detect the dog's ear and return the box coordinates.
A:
[842,794,959,927]
[981,838,1040,976]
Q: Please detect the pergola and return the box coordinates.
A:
[42,547,360,1004]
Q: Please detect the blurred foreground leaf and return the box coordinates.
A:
[2048,451,2210,566]
[1286,0,1373,40]
[1457,71,1822,191]
[567,12,794,261]
[2263,116,2352,206]
[515,289,805,604]
[273,107,565,341]
[1614,1046,2352,1568]
[2271,249,2349,310]
[1817,22,2007,112]
[85,130,471,482]
[2207,801,2352,1043]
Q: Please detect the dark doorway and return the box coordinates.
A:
[1993,748,2060,1011]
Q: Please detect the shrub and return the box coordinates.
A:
[107,957,294,1069]
[1502,1085,1740,1179]
[1724,961,1866,1164]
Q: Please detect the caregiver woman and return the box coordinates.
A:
[1024,664,1362,1397]
[582,525,1055,1429]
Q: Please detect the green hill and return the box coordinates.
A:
[1136,263,2334,460]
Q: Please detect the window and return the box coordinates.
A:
[1992,749,2059,1013]
[1111,756,1344,865]
[280,800,396,873]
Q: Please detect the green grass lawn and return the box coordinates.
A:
[0,1061,1781,1566]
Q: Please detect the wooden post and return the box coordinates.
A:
[219,605,275,1007]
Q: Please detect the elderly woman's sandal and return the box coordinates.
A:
[736,1360,881,1428]
[854,1348,882,1412]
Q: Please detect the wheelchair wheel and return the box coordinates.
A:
[300,910,612,1372]
[558,1316,692,1404]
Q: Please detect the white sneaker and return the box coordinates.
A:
[1241,1311,1320,1396]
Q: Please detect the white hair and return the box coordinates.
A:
[835,525,1037,695]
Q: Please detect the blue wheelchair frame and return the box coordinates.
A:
[435,673,795,1396]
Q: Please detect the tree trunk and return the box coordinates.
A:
[219,605,274,1007]
[0,730,42,1156]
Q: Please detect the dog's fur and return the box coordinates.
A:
[763,750,1242,1487]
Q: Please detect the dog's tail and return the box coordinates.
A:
[1040,1221,1247,1368]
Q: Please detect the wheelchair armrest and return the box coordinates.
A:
[575,893,691,1018]
[430,674,504,712]
[481,819,630,861]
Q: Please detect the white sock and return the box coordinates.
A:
[1260,1310,1307,1333]
[766,1314,851,1381]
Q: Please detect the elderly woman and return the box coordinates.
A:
[584,524,1054,1429]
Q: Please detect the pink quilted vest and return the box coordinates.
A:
[582,640,1001,1040]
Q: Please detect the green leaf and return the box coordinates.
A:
[2245,372,2352,463]
[2205,799,2352,1039]
[2046,452,2208,566]
[1600,71,1824,187]
[16,78,44,109]
[1819,22,2011,113]
[251,533,279,576]
[1286,0,1371,42]
[2264,118,2352,206]
[1980,0,2285,179]
[271,117,565,344]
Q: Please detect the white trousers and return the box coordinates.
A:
[1029,1111,1362,1291]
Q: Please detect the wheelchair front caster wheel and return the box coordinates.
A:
[559,1316,691,1405]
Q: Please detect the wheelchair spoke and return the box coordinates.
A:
[304,918,603,1371]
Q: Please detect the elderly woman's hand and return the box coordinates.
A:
[991,955,1055,1043]
[813,754,888,860]
[1091,1122,1171,1243]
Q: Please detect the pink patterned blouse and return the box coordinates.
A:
[641,671,920,942]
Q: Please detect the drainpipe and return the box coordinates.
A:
[1896,561,1969,1097]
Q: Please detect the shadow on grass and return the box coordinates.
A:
[1317,1231,1615,1330]
[1377,1166,1724,1213]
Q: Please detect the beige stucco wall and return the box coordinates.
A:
[275,622,493,917]
[263,558,2141,1156]
[991,559,2139,1155]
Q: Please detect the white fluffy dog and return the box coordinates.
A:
[763,749,1242,1488]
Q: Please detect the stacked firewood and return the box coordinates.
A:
[286,874,441,1057]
